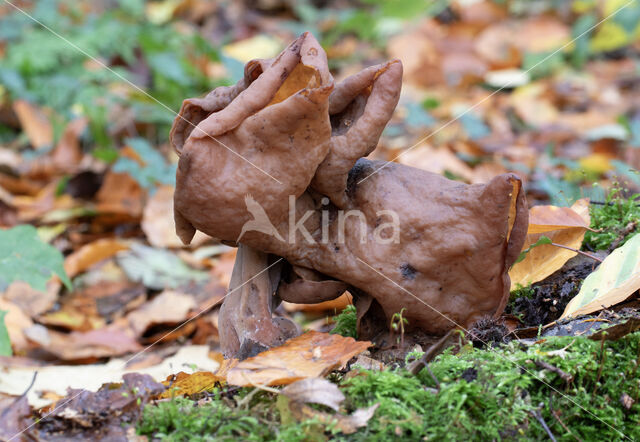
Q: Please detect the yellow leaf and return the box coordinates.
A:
[590,22,629,53]
[160,371,226,398]
[579,153,613,174]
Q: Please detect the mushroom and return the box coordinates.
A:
[171,32,528,359]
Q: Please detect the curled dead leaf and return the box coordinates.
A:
[281,378,345,411]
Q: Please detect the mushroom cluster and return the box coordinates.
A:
[171,32,528,359]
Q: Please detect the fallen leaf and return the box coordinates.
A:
[0,299,33,353]
[160,371,225,398]
[0,225,71,291]
[44,326,142,361]
[2,280,59,317]
[281,378,345,411]
[227,331,371,386]
[0,393,33,441]
[51,118,87,172]
[126,290,196,336]
[142,185,208,248]
[36,373,164,440]
[12,100,53,148]
[1,345,220,408]
[287,399,379,435]
[510,199,590,289]
[95,170,145,219]
[117,244,208,290]
[64,238,129,278]
[526,201,591,234]
[561,233,640,319]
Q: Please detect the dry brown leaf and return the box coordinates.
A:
[281,378,345,411]
[51,118,87,172]
[0,299,32,352]
[95,171,145,219]
[2,280,59,317]
[527,201,590,234]
[126,290,196,337]
[142,185,208,248]
[287,400,379,435]
[44,326,142,361]
[0,393,33,441]
[509,199,590,289]
[13,100,53,148]
[160,371,225,398]
[226,331,371,386]
[64,238,130,278]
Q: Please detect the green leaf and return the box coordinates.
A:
[113,137,176,193]
[116,244,208,290]
[515,236,552,264]
[0,310,11,356]
[459,113,490,140]
[0,225,71,291]
[561,233,640,319]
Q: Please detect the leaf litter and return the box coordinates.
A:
[0,0,640,440]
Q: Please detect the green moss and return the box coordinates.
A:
[137,396,273,441]
[330,304,358,339]
[584,188,640,251]
[138,332,640,441]
[341,332,640,441]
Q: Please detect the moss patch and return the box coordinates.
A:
[584,189,639,251]
[138,332,640,441]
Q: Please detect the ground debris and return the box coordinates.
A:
[35,373,164,440]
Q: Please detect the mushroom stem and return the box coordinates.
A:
[219,243,299,359]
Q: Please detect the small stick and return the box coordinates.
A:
[0,371,37,420]
[424,364,440,391]
[531,405,557,442]
[550,242,603,263]
[549,395,583,442]
[535,360,573,383]
[593,335,607,395]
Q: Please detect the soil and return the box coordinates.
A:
[506,252,607,326]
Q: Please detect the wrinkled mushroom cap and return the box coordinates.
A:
[171,32,528,347]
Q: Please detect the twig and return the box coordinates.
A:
[535,360,573,383]
[549,395,583,442]
[549,242,603,263]
[424,364,440,391]
[607,221,638,252]
[531,404,557,442]
[0,371,38,420]
[593,335,607,395]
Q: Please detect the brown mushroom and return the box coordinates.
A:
[171,32,528,359]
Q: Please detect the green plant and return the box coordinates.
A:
[329,304,357,339]
[390,308,409,348]
[342,332,640,441]
[138,396,273,441]
[584,187,640,251]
